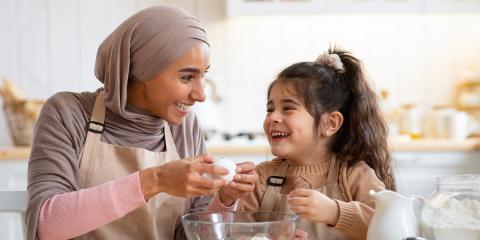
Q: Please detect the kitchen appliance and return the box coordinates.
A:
[182,212,297,240]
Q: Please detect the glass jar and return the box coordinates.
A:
[421,174,480,240]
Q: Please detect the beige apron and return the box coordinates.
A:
[260,156,350,240]
[75,91,188,240]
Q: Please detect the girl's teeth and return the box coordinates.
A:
[272,132,289,137]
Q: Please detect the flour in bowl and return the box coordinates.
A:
[250,237,271,240]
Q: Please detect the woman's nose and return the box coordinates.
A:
[191,82,206,102]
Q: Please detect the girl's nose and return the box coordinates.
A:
[267,111,282,124]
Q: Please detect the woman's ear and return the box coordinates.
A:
[321,111,344,137]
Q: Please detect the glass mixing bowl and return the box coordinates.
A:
[182,211,298,240]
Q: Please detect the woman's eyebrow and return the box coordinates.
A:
[179,65,210,73]
[178,67,200,73]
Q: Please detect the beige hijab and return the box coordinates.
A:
[94,5,209,127]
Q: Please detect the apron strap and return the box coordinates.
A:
[87,91,106,133]
[163,122,180,160]
[325,155,338,197]
[260,159,288,212]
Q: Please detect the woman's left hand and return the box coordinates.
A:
[288,189,339,225]
[218,162,258,206]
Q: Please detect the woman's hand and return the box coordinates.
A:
[218,162,258,206]
[288,189,339,225]
[294,229,309,240]
[139,154,228,200]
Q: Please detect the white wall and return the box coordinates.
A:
[1,0,480,145]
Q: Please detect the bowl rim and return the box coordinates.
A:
[181,211,298,225]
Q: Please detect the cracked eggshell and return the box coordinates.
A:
[213,158,237,182]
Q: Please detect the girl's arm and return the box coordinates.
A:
[333,161,386,240]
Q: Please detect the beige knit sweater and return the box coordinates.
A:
[240,158,386,240]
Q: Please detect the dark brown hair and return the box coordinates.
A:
[268,47,396,191]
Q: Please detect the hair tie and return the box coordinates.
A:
[315,52,345,73]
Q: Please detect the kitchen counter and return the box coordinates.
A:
[1,138,479,160]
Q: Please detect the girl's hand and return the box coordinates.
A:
[294,229,309,240]
[218,162,258,206]
[140,154,228,200]
[288,189,339,225]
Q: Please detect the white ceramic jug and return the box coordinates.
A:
[367,190,425,240]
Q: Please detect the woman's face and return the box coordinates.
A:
[263,83,320,161]
[139,42,210,124]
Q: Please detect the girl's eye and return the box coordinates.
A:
[283,107,295,111]
[266,107,273,113]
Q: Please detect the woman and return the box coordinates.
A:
[26,6,257,240]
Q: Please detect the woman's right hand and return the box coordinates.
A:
[139,154,228,200]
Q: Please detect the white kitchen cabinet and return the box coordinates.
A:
[226,0,480,16]
[227,0,328,16]
[424,0,480,13]
[0,160,28,240]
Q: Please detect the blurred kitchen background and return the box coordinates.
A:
[1,0,480,234]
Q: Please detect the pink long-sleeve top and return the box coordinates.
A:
[38,172,237,239]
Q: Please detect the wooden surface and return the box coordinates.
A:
[1,138,479,160]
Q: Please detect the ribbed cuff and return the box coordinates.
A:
[334,200,356,233]
[132,171,148,204]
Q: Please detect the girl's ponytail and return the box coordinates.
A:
[331,48,396,191]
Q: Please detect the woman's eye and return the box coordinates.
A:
[266,107,273,112]
[283,107,294,111]
[181,75,194,82]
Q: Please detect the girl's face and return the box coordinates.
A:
[263,83,321,161]
[138,42,210,124]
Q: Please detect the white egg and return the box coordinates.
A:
[213,158,237,182]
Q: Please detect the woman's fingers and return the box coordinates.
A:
[192,161,228,175]
[187,172,225,189]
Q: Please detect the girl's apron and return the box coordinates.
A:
[75,91,188,239]
[260,156,350,240]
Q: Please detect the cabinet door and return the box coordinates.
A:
[329,0,422,14]
[424,0,480,13]
[226,0,329,16]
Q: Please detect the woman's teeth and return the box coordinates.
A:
[174,102,190,112]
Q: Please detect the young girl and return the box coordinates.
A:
[240,47,396,240]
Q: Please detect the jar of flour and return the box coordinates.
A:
[421,174,480,240]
